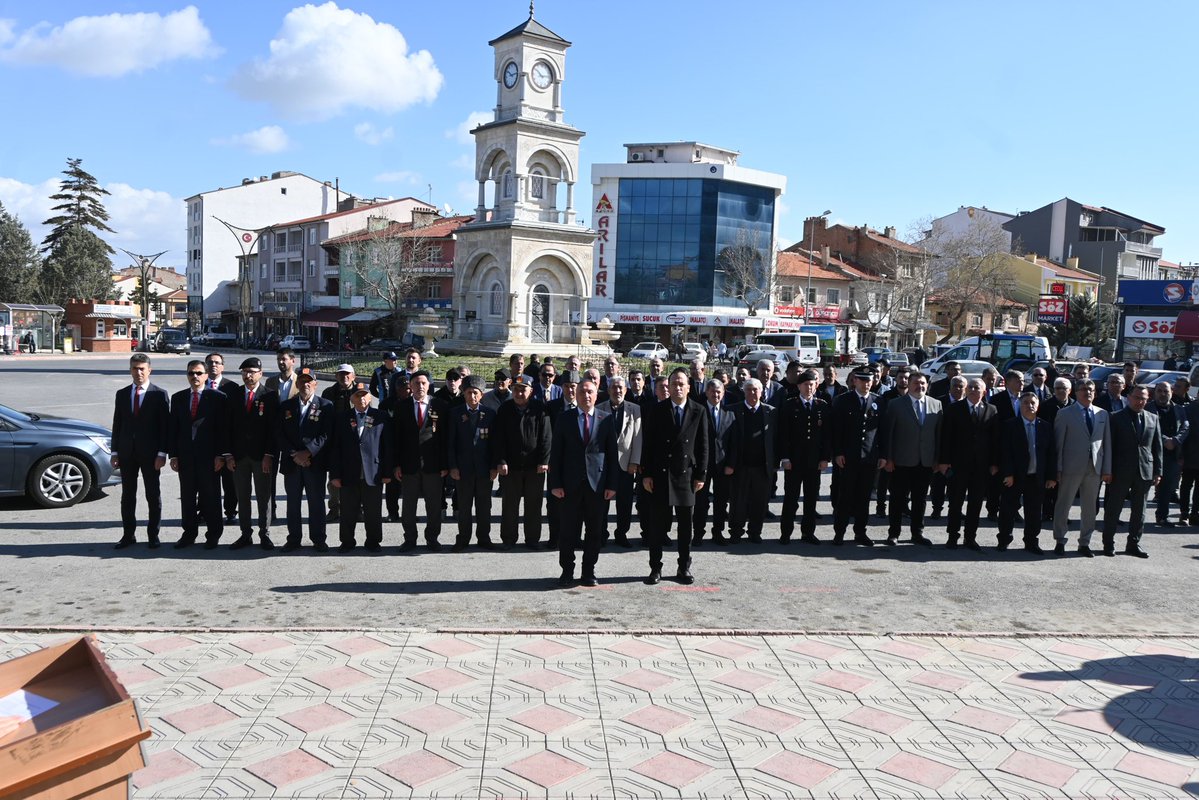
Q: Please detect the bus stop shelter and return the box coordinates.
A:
[0,303,64,354]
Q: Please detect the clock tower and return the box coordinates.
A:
[448,6,596,355]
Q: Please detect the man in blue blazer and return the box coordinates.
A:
[276,368,333,552]
[548,379,618,587]
[169,360,231,549]
[998,393,1057,553]
[329,382,392,553]
[111,353,170,549]
[448,376,499,551]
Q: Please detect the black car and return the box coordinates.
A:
[0,404,120,507]
[153,328,191,355]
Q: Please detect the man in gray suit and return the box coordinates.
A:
[878,371,943,545]
[1053,378,1112,556]
[1102,385,1161,558]
[597,376,642,547]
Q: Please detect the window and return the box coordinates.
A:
[425,282,441,299]
[427,245,443,263]
[95,320,106,337]
[308,228,316,246]
[971,313,983,328]
[489,282,504,315]
[113,323,127,337]
[530,171,545,200]
[1008,312,1021,327]
[260,263,267,279]
[342,280,352,298]
[807,287,818,304]
[778,286,793,303]
[307,260,316,277]
[502,171,514,199]
[826,288,841,305]
[274,261,287,281]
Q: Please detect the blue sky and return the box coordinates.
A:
[1,0,1196,272]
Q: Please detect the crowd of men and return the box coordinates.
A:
[111,348,1175,587]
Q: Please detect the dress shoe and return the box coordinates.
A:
[281,541,301,553]
[832,533,845,546]
[365,542,382,553]
[324,511,339,523]
[1125,545,1149,559]
[398,541,417,552]
[964,540,982,552]
[558,570,574,587]
[337,542,356,553]
[427,540,442,551]
[854,534,875,547]
[645,569,662,585]
[203,541,219,550]
[885,536,898,546]
[259,536,274,551]
[479,539,495,550]
[229,535,253,551]
[1078,545,1094,558]
[616,536,633,548]
[676,567,694,585]
[799,535,821,545]
[779,534,792,545]
[224,514,238,525]
[713,535,729,547]
[996,538,1011,551]
[1024,543,1044,554]
[763,509,777,520]
[174,537,196,550]
[1053,542,1066,556]
[147,536,161,550]
[911,535,933,547]
[945,536,959,550]
[313,542,329,553]
[747,533,762,543]
[114,537,135,550]
[875,505,887,518]
[581,573,599,587]
[451,542,468,553]
[1157,520,1176,528]
[930,508,943,520]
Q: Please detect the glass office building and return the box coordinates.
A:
[614,178,776,307]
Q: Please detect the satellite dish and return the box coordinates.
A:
[443,203,455,216]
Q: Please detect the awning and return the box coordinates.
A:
[1174,310,1199,341]
[341,310,388,323]
[301,308,352,329]
[85,311,139,319]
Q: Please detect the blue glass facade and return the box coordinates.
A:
[614,178,775,307]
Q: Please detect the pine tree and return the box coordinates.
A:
[38,227,118,306]
[41,157,115,254]
[0,202,41,302]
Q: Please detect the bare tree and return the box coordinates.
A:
[854,232,936,349]
[718,228,777,316]
[917,214,1017,342]
[343,220,442,337]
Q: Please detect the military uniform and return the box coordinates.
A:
[830,386,881,544]
[448,393,498,550]
[777,393,832,543]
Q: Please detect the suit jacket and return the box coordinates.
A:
[725,402,778,474]
[328,407,392,486]
[880,394,943,468]
[1053,402,1111,476]
[702,401,737,470]
[940,400,998,472]
[999,415,1056,482]
[168,388,229,464]
[597,399,643,471]
[276,395,333,474]
[548,408,619,495]
[264,373,300,402]
[1027,383,1053,403]
[545,396,577,426]
[990,391,1023,423]
[203,376,238,394]
[493,398,552,470]
[394,396,448,474]
[818,380,848,403]
[777,395,831,467]
[1095,392,1128,414]
[112,383,170,464]
[1108,407,1163,483]
[831,391,882,463]
[928,377,952,399]
[642,398,710,506]
[1037,396,1073,424]
[227,384,280,461]
[533,382,563,404]
[447,405,497,477]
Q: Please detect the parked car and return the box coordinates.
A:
[847,350,869,365]
[628,342,670,360]
[879,351,909,367]
[0,404,119,508]
[862,347,889,364]
[926,359,994,385]
[278,335,311,353]
[152,328,190,355]
[680,342,707,363]
[737,349,795,372]
[367,338,407,353]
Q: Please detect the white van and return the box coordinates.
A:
[921,334,1052,375]
[752,332,821,366]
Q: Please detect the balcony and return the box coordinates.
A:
[1121,240,1163,258]
[307,294,340,309]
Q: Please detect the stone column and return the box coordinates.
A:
[475,180,487,221]
[565,181,576,225]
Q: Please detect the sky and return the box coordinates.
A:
[1,0,1197,274]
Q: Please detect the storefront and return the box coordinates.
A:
[64,299,140,353]
[1114,279,1199,363]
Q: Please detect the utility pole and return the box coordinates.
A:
[119,248,167,345]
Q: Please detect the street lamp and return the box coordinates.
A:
[806,210,832,320]
[120,248,167,345]
[213,217,265,347]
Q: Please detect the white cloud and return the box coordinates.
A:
[0,6,217,77]
[373,170,420,184]
[354,122,393,146]
[231,2,442,120]
[212,125,291,154]
[450,154,474,171]
[0,176,185,262]
[448,111,491,145]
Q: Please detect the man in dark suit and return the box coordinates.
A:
[494,375,552,549]
[203,352,240,522]
[597,376,642,548]
[875,365,910,518]
[1103,385,1162,558]
[928,361,962,399]
[997,392,1057,552]
[693,378,735,546]
[878,371,943,545]
[777,369,831,544]
[830,369,881,545]
[1095,374,1128,413]
[641,368,709,584]
[940,377,997,551]
[990,370,1024,424]
[448,376,499,551]
[928,375,968,519]
[544,370,580,548]
[548,379,618,587]
[380,374,410,522]
[111,353,170,549]
[169,360,231,549]
[226,357,279,551]
[276,368,332,552]
[534,362,562,404]
[329,382,392,553]
[725,378,777,544]
[1027,368,1053,402]
[321,364,358,522]
[393,370,448,551]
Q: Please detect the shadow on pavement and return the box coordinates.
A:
[270,575,650,594]
[1021,653,1199,759]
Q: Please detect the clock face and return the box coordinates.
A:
[531,61,552,90]
[503,61,518,89]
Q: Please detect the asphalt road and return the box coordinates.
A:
[1,352,1195,635]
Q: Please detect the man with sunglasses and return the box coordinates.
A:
[169,360,231,549]
[204,352,239,523]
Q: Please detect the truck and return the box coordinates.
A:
[196,324,237,348]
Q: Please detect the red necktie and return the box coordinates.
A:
[245,389,254,412]
[133,387,141,416]
[190,391,199,419]
[582,411,591,445]
[416,402,424,427]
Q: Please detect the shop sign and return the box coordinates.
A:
[1123,315,1176,338]
[1038,295,1068,325]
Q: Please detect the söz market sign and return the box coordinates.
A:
[1123,315,1176,339]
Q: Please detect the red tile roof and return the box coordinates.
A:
[323,215,475,245]
[776,250,867,281]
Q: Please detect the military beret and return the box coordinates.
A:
[239,356,262,370]
[798,369,819,383]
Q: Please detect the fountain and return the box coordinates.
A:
[588,315,621,354]
[409,307,445,358]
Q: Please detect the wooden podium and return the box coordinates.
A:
[0,636,151,800]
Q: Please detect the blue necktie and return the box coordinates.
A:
[1085,407,1094,435]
